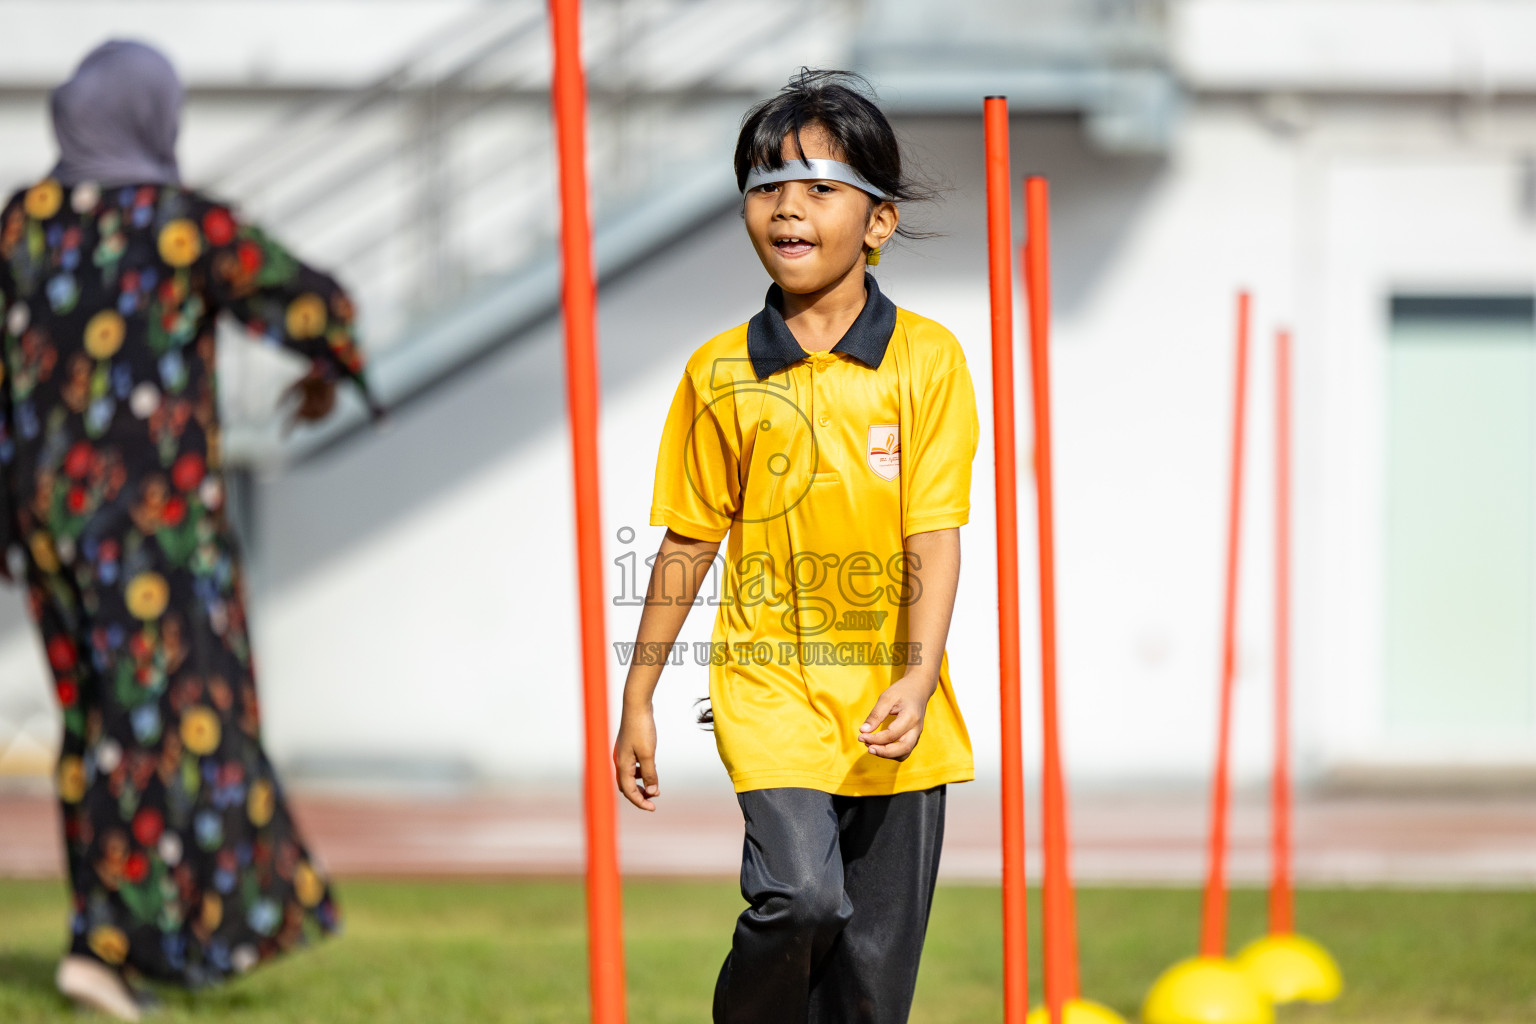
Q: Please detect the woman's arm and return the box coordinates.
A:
[199,202,383,422]
[613,527,723,810]
[859,526,961,760]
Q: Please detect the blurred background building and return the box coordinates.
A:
[2,0,1536,799]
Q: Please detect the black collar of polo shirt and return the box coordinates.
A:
[747,274,897,381]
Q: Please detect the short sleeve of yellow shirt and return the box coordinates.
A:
[650,372,739,543]
[904,359,980,536]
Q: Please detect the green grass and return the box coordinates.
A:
[2,880,1533,1022]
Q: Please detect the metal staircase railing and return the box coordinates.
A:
[205,0,862,466]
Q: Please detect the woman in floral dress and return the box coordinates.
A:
[0,41,380,1020]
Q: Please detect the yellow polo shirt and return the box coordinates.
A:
[650,275,979,796]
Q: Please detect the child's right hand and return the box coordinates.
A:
[613,703,660,812]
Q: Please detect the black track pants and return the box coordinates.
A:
[713,785,947,1024]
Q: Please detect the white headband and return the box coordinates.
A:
[742,158,895,201]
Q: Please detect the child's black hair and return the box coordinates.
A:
[734,68,939,241]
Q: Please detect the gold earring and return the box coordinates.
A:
[866,245,881,267]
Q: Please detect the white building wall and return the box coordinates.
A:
[248,103,1536,788]
[220,103,1536,786]
[237,111,1286,791]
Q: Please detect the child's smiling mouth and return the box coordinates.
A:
[772,236,815,258]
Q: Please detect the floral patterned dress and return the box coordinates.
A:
[0,179,375,986]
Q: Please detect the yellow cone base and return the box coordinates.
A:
[1235,933,1343,1004]
[1024,996,1128,1024]
[1142,956,1274,1024]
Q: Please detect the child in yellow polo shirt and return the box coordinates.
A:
[614,69,980,1024]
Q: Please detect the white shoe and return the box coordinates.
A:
[56,955,142,1022]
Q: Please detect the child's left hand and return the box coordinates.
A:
[858,674,938,761]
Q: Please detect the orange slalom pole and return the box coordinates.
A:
[548,0,626,1021]
[1199,290,1252,960]
[984,96,1029,1024]
[1270,328,1294,936]
[1023,177,1080,1023]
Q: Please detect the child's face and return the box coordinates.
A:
[743,124,898,296]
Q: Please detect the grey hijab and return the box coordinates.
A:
[50,40,183,188]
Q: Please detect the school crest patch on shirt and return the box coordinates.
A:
[867,424,900,481]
